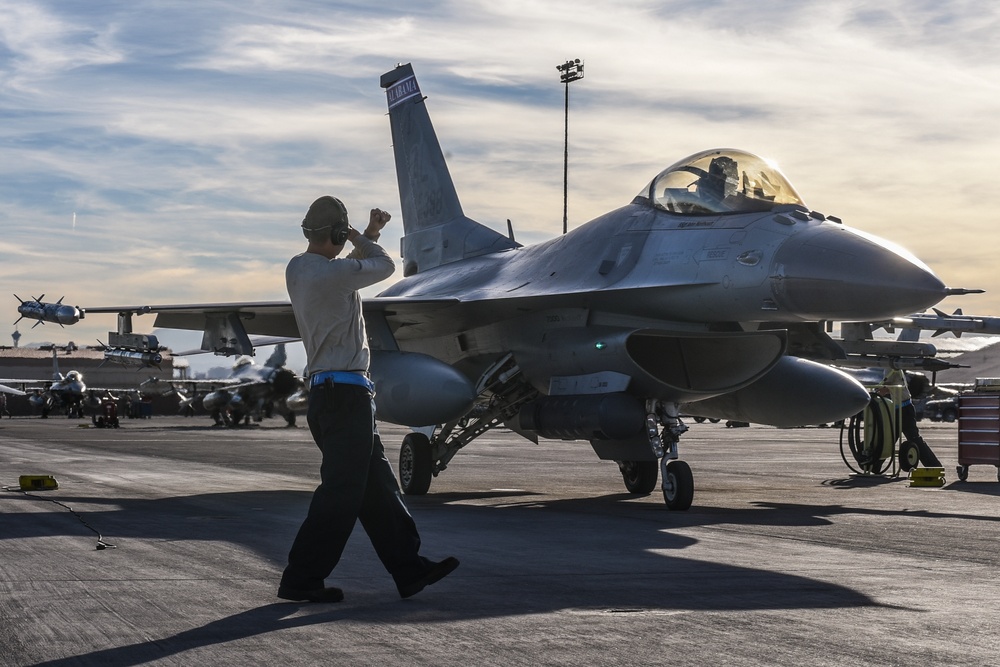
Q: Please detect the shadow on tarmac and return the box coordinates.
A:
[27,603,358,667]
[944,481,1000,496]
[6,487,944,666]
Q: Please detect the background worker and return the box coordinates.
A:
[876,367,942,468]
[278,195,458,603]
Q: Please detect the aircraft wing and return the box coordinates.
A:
[367,286,720,341]
[0,378,51,392]
[138,378,210,395]
[78,298,461,355]
[81,301,298,337]
[81,298,460,331]
[0,378,130,395]
[168,378,244,392]
[77,287,711,355]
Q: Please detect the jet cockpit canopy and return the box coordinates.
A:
[232,356,254,372]
[638,149,805,215]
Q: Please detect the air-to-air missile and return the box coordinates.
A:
[14,295,82,328]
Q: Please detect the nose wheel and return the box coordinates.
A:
[646,401,694,510]
[661,459,694,510]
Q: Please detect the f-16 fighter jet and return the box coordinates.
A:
[28,64,976,509]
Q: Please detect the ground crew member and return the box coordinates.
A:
[277,195,458,603]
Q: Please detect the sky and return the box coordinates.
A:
[2,1,999,374]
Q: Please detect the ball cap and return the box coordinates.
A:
[302,196,348,232]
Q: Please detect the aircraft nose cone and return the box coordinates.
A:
[770,224,946,321]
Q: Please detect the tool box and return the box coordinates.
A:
[957,380,1000,481]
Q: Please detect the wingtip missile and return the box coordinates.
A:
[14,294,82,327]
[883,309,1000,338]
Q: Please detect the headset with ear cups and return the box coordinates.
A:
[301,224,349,244]
[330,222,350,245]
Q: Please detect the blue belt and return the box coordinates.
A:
[310,371,375,393]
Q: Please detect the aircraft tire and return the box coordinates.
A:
[399,432,433,495]
[661,459,694,511]
[619,460,658,495]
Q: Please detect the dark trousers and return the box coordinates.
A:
[281,383,423,590]
[901,402,942,467]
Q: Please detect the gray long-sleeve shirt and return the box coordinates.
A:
[285,236,395,377]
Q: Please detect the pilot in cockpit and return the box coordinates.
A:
[647,148,805,216]
[695,156,739,203]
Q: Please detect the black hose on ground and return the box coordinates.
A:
[840,393,895,475]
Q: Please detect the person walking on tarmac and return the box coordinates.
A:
[875,367,942,469]
[278,195,459,603]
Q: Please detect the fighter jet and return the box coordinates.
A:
[139,344,304,427]
[26,64,970,509]
[1,348,112,418]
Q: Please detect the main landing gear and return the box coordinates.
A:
[399,431,434,495]
[397,363,696,511]
[398,358,538,497]
[618,460,658,495]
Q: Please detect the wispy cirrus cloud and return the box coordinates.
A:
[1,0,998,362]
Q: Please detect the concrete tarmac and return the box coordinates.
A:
[1,415,998,666]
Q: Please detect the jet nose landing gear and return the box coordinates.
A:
[661,459,694,510]
[649,401,694,510]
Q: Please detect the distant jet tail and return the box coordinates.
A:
[263,343,287,369]
[380,63,519,276]
[51,347,62,381]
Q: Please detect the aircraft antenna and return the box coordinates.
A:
[556,59,584,235]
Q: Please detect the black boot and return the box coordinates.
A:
[916,438,942,468]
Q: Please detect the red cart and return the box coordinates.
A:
[92,398,120,429]
[957,386,1000,481]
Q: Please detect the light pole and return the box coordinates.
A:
[556,58,584,235]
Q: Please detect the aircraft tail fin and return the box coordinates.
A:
[51,348,62,381]
[263,343,287,369]
[380,63,519,276]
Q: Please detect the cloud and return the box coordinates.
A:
[2,0,999,355]
[0,1,123,90]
